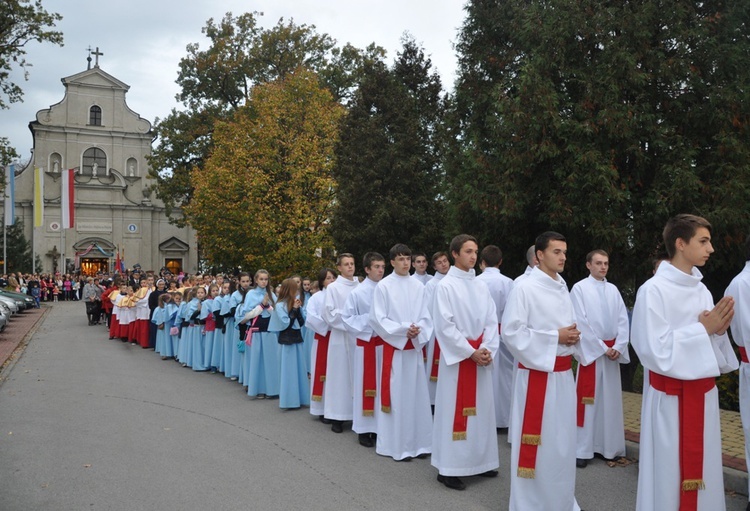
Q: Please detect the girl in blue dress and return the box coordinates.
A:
[152,293,172,359]
[210,284,226,372]
[269,278,310,409]
[244,269,279,399]
[177,288,193,366]
[201,284,219,372]
[187,286,207,371]
[168,292,182,359]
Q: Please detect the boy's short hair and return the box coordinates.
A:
[363,252,385,269]
[662,214,712,259]
[449,234,477,257]
[389,244,412,261]
[480,245,503,267]
[585,249,609,263]
[535,231,566,255]
[431,251,448,264]
[336,253,355,266]
[411,252,427,262]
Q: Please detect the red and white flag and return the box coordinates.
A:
[61,168,75,229]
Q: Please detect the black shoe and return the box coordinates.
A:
[320,416,332,425]
[358,433,374,447]
[576,458,588,468]
[437,474,466,491]
[331,420,343,433]
[479,470,498,477]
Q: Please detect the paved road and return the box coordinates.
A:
[0,302,747,510]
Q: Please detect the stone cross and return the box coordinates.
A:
[91,47,104,68]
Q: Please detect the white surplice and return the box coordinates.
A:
[632,262,738,511]
[305,289,328,417]
[322,275,359,420]
[424,271,446,405]
[501,267,581,511]
[571,275,630,460]
[343,277,379,435]
[431,266,499,477]
[726,261,750,500]
[411,272,433,286]
[514,265,533,284]
[369,273,433,460]
[477,266,515,428]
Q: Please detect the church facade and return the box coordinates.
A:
[9,64,196,276]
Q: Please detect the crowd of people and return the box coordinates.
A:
[0,272,89,306]
[73,215,750,511]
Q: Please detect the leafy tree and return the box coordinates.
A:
[0,0,63,165]
[331,37,447,261]
[0,218,38,273]
[148,12,384,224]
[185,68,344,280]
[448,0,750,296]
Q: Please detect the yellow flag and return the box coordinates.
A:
[33,166,44,227]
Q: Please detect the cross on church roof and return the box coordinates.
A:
[86,46,104,69]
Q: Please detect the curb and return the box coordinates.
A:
[626,440,749,497]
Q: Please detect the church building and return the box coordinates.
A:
[8,56,196,276]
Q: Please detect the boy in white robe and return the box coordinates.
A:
[424,251,451,405]
[322,254,359,433]
[343,252,386,448]
[307,268,336,421]
[571,249,630,467]
[502,231,582,511]
[632,214,737,511]
[411,252,433,285]
[476,244,515,429]
[431,235,499,491]
[725,238,750,511]
[514,245,538,284]
[370,244,433,461]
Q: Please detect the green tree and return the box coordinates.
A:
[448,0,750,294]
[331,37,447,260]
[0,219,36,273]
[0,0,63,165]
[148,12,384,224]
[185,68,344,279]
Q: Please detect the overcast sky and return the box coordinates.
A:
[3,0,467,161]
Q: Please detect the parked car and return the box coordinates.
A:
[0,289,35,310]
[0,294,19,314]
[0,307,8,331]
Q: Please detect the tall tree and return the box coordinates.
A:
[448,0,750,296]
[0,219,36,273]
[148,12,384,224]
[331,37,446,260]
[0,0,63,165]
[185,68,344,279]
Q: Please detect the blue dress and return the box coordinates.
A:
[166,303,180,358]
[201,298,216,371]
[244,287,280,397]
[176,302,189,363]
[186,298,206,371]
[269,301,310,409]
[152,307,170,357]
[225,290,244,379]
[210,295,225,371]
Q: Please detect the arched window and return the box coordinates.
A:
[89,105,102,126]
[82,147,107,176]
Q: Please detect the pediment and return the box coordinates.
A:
[73,238,116,256]
[62,67,130,91]
[159,237,190,253]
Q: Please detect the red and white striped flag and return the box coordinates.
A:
[61,168,75,229]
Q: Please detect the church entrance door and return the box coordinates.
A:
[81,258,109,276]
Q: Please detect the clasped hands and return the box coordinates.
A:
[700,296,734,336]
[470,348,492,366]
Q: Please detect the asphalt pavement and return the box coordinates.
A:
[0,301,747,510]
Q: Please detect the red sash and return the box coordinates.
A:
[357,336,383,416]
[311,332,331,402]
[649,371,715,511]
[740,346,748,363]
[205,312,216,333]
[452,335,484,440]
[380,339,416,413]
[517,355,572,478]
[430,339,441,382]
[576,339,615,427]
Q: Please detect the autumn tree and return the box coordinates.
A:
[0,0,63,165]
[331,37,446,261]
[148,11,384,224]
[448,0,750,296]
[185,68,344,279]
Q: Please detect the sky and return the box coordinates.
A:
[3,0,468,161]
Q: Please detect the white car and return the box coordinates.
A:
[0,294,19,314]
